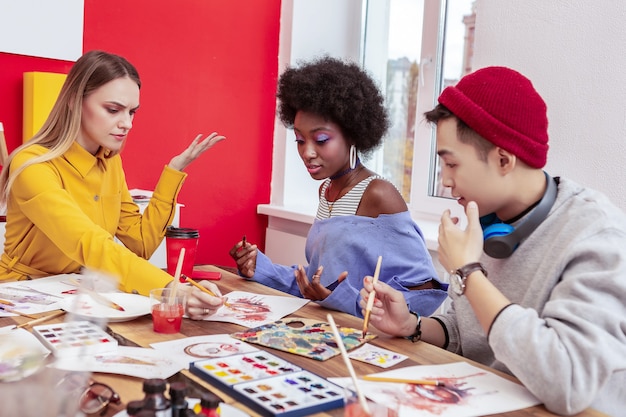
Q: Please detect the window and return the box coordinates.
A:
[362,0,476,220]
[267,0,476,226]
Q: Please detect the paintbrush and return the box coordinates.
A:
[0,298,15,307]
[13,310,66,330]
[168,248,185,304]
[361,375,446,386]
[68,278,125,312]
[327,313,370,414]
[86,289,125,311]
[362,256,382,339]
[238,235,247,253]
[0,305,39,319]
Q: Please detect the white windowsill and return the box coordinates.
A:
[257,203,440,251]
[257,204,316,225]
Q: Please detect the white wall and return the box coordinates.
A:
[0,0,84,61]
[474,0,626,211]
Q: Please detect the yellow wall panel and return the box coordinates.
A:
[23,71,67,142]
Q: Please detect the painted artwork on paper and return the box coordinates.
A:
[348,343,408,368]
[230,318,376,361]
[52,346,182,379]
[150,334,260,369]
[205,291,309,327]
[331,362,541,417]
[0,274,81,315]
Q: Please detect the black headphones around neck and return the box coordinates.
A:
[480,172,557,259]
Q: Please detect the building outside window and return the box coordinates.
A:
[363,0,476,217]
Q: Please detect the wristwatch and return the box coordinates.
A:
[450,262,487,295]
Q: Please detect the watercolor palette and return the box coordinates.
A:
[190,351,344,416]
[230,318,376,361]
[32,321,118,358]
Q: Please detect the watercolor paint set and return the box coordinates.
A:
[32,320,118,358]
[230,318,376,361]
[190,351,344,416]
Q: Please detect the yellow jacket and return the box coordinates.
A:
[0,142,186,295]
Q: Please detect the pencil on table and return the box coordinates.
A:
[13,310,66,330]
[362,256,383,339]
[361,375,446,386]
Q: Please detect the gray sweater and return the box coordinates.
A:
[434,177,626,416]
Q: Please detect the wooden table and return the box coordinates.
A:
[0,266,606,417]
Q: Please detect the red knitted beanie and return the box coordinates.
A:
[438,66,549,168]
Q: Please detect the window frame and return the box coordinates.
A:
[408,0,463,221]
[361,0,463,222]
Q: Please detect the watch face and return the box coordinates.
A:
[450,273,464,296]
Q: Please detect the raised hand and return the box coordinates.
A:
[438,200,484,273]
[168,132,226,172]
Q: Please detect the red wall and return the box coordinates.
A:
[0,0,279,267]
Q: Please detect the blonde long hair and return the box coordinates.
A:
[0,50,141,205]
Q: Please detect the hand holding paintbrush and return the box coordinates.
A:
[184,275,228,317]
[362,256,382,339]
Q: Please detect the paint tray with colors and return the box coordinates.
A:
[190,351,344,416]
[32,320,118,358]
[230,317,376,361]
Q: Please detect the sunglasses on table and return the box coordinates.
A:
[56,373,121,416]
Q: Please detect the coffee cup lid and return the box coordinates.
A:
[166,227,199,238]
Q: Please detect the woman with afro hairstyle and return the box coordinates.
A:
[230,56,447,318]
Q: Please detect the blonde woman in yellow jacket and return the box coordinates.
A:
[0,50,225,320]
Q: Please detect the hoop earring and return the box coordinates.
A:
[349,145,357,169]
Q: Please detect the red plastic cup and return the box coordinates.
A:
[165,227,199,281]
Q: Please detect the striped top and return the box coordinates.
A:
[316,175,381,219]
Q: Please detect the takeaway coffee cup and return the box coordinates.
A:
[165,226,199,281]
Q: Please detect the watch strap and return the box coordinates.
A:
[455,262,488,278]
[405,310,422,343]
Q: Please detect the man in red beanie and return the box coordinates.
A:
[359,66,626,416]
